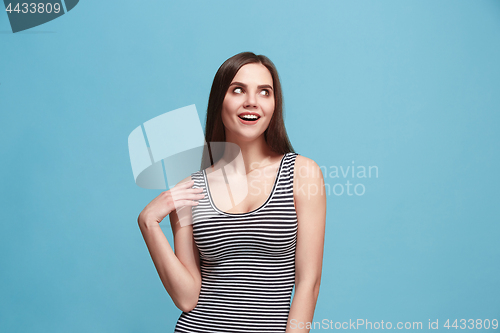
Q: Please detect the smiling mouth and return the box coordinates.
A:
[238,115,260,122]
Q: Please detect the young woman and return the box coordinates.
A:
[138,52,326,332]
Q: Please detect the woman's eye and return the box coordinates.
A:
[233,87,243,94]
[260,89,269,96]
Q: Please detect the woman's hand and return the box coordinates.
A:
[137,178,204,311]
[138,179,205,226]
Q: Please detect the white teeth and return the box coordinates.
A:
[240,114,259,120]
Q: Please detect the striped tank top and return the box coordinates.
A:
[174,152,299,333]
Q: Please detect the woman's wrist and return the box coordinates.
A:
[138,212,161,229]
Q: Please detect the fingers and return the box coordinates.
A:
[172,199,201,210]
[171,180,202,194]
[170,183,205,210]
[171,183,204,197]
[174,179,196,189]
[172,189,205,201]
[168,179,206,211]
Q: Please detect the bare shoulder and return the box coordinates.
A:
[294,154,324,183]
[293,154,326,205]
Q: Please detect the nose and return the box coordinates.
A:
[244,91,257,108]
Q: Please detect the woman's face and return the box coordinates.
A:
[221,63,275,142]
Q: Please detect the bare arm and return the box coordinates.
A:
[138,177,204,312]
[286,156,327,332]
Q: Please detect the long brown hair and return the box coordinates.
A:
[201,52,295,169]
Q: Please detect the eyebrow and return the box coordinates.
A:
[229,81,273,90]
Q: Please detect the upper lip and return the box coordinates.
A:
[238,112,261,118]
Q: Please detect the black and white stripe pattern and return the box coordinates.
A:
[174,152,299,333]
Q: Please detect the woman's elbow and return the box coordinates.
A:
[168,276,201,312]
[175,295,199,313]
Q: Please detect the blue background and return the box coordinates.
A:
[1,0,499,332]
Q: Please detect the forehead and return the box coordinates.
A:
[232,63,273,86]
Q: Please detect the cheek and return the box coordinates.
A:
[221,101,238,126]
[222,97,240,114]
[263,107,275,127]
[220,107,231,127]
[262,98,275,115]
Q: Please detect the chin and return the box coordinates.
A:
[237,133,260,141]
[232,130,265,142]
